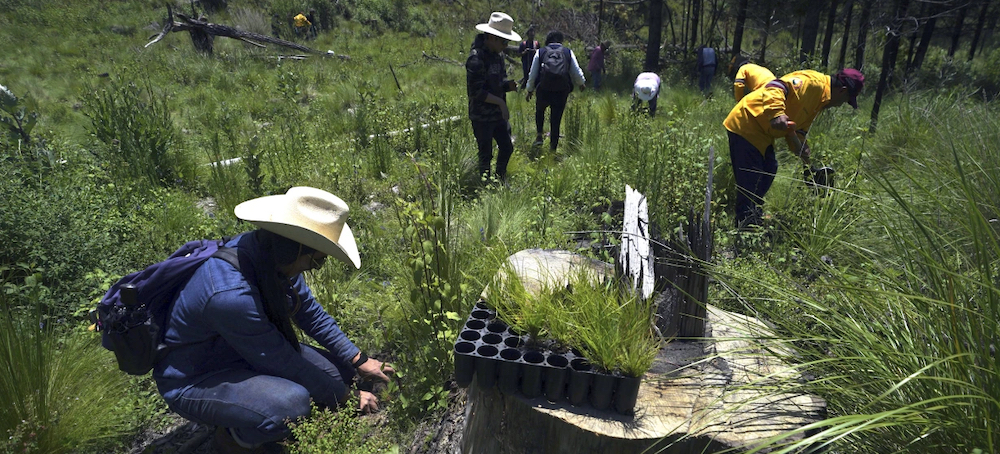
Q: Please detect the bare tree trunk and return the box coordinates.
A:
[598,0,605,41]
[854,0,873,70]
[904,2,926,69]
[871,0,911,133]
[690,0,702,47]
[646,0,665,71]
[800,0,824,63]
[821,0,841,67]
[948,1,969,57]
[732,0,749,56]
[837,0,856,68]
[667,4,678,47]
[968,0,991,60]
[910,3,941,71]
[759,9,775,63]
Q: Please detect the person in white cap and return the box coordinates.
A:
[152,187,394,453]
[466,11,521,184]
[631,71,661,117]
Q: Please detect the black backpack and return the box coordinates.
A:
[538,44,573,92]
[94,240,241,375]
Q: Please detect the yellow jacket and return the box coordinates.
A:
[293,13,311,27]
[723,70,831,155]
[733,64,775,101]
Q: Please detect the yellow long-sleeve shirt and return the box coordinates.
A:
[723,70,831,155]
[733,64,776,101]
[293,13,311,28]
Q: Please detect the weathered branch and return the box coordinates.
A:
[421,51,462,66]
[144,6,325,56]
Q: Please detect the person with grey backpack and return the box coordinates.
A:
[525,30,586,152]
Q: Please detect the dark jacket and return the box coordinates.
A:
[466,34,515,123]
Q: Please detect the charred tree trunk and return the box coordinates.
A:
[948,1,970,58]
[690,0,702,47]
[732,0,749,56]
[854,0,873,70]
[646,0,665,71]
[821,0,840,67]
[871,0,911,133]
[910,3,941,71]
[904,2,926,70]
[800,0,824,63]
[837,0,856,68]
[968,0,992,60]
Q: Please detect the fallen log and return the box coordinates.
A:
[145,5,328,56]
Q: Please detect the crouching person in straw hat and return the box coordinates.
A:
[466,12,521,185]
[152,187,394,453]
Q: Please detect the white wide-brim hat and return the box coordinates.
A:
[475,12,521,42]
[235,187,361,269]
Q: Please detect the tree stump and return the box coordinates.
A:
[463,249,826,453]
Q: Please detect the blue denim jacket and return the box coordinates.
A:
[153,231,360,405]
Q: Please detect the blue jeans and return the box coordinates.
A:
[728,131,777,227]
[164,344,355,446]
[591,70,604,90]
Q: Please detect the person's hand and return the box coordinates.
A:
[357,357,394,384]
[525,91,534,102]
[357,390,379,414]
[798,143,812,165]
[579,84,586,91]
[770,115,794,131]
[506,80,518,91]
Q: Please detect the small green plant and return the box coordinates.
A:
[287,400,394,454]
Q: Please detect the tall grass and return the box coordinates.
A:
[705,94,1000,453]
[0,275,132,454]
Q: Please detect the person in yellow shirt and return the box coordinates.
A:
[293,12,311,38]
[729,56,776,102]
[723,68,864,228]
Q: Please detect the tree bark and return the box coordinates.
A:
[968,0,991,60]
[759,9,775,63]
[871,0,912,133]
[800,0,824,63]
[821,0,840,67]
[948,1,970,58]
[645,0,664,71]
[732,0,750,57]
[904,1,926,70]
[910,2,941,71]
[690,0,702,47]
[854,0,873,70]
[837,0,856,68]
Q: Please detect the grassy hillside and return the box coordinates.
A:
[2,0,999,452]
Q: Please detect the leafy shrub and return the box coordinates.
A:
[287,400,393,454]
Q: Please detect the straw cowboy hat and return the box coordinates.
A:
[476,12,521,42]
[234,187,361,269]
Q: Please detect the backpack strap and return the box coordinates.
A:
[212,246,240,270]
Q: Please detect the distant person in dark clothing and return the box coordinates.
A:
[697,46,717,94]
[517,28,539,89]
[525,30,586,152]
[466,12,522,184]
[588,41,610,90]
[306,8,318,39]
